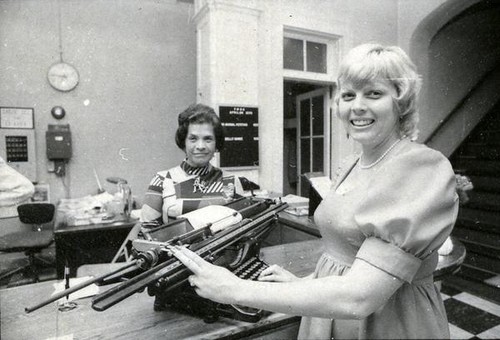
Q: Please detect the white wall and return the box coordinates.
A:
[194,0,422,194]
[0,0,197,206]
[1,0,478,208]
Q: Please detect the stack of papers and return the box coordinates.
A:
[281,194,309,216]
[281,194,309,208]
[179,205,243,233]
[57,192,118,226]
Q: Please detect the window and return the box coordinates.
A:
[283,37,327,74]
[283,28,340,83]
[284,38,304,71]
[307,41,327,73]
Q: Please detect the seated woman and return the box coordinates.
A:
[141,104,243,224]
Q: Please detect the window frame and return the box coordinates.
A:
[283,27,340,83]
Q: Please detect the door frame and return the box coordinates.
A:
[296,87,331,196]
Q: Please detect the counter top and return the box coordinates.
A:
[2,241,321,340]
[54,217,138,234]
[277,212,321,238]
[1,238,465,339]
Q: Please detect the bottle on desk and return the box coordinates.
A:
[105,177,132,220]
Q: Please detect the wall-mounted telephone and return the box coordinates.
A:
[46,124,72,176]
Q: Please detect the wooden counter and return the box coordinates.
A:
[0,237,465,340]
[277,212,321,237]
[1,240,322,340]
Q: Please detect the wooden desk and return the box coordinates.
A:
[1,239,465,340]
[1,241,321,340]
[54,219,138,278]
[0,280,297,340]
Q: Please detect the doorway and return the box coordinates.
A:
[283,81,331,196]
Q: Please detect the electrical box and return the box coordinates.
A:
[46,124,72,160]
[0,107,37,182]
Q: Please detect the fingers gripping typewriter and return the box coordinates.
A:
[26,197,288,323]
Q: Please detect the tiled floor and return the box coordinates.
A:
[484,275,500,289]
[442,278,500,339]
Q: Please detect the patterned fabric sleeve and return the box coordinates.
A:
[354,143,459,282]
[141,165,244,222]
[141,172,169,222]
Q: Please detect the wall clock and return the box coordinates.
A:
[47,62,79,92]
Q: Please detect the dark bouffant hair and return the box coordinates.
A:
[175,103,224,150]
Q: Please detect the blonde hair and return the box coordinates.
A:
[336,43,422,140]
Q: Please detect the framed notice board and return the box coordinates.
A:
[219,105,259,168]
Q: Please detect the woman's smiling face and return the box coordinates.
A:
[337,78,399,148]
[184,123,216,167]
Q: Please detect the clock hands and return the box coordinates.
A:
[47,62,79,91]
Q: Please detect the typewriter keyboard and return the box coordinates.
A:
[232,256,269,281]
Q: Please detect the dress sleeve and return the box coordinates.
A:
[354,144,459,282]
[141,172,173,222]
[0,162,35,206]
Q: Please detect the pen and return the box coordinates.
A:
[64,264,70,300]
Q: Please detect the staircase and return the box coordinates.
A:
[447,103,500,303]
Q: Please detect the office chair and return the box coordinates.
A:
[0,203,56,283]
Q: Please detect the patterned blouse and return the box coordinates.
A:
[141,160,240,223]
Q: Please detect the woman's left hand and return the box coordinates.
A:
[171,245,242,304]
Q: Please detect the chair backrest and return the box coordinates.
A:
[111,222,142,263]
[17,203,55,225]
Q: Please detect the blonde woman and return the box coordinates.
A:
[173,44,458,339]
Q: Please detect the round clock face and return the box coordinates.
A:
[47,62,79,92]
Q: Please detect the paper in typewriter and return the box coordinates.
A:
[178,205,243,233]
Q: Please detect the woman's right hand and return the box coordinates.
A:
[258,264,300,282]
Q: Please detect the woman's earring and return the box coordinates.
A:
[346,133,350,139]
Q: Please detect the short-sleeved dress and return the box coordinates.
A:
[298,139,459,339]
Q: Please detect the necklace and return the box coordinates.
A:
[359,139,402,169]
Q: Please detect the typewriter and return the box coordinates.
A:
[26,197,288,323]
[140,197,280,323]
[152,254,271,323]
